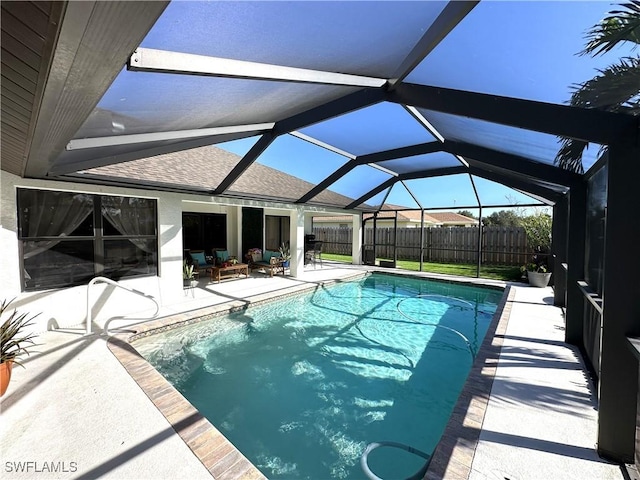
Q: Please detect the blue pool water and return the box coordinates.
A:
[136,274,502,479]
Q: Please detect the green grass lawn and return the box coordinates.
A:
[321,253,521,281]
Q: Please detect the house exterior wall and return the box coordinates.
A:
[181,200,239,257]
[1,171,360,334]
[1,171,189,333]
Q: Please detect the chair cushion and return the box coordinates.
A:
[264,250,281,263]
[215,250,229,262]
[191,251,207,266]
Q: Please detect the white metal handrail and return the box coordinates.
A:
[86,276,159,335]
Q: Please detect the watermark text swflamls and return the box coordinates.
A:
[5,461,78,474]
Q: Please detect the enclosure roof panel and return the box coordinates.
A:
[406,1,636,106]
[375,152,462,174]
[75,72,359,139]
[310,164,394,207]
[141,1,448,77]
[299,102,437,156]
[419,108,602,170]
[4,1,637,211]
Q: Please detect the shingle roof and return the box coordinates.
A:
[426,212,478,224]
[81,145,357,207]
[364,210,440,223]
[313,212,441,224]
[375,204,477,224]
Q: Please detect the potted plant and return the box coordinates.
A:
[279,242,291,267]
[248,248,262,262]
[183,260,196,287]
[521,262,552,288]
[1,299,39,396]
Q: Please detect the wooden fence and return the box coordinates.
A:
[313,226,531,266]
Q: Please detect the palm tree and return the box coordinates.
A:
[555,1,640,173]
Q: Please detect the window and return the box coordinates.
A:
[182,212,227,254]
[18,189,157,291]
[265,215,290,251]
[585,164,607,296]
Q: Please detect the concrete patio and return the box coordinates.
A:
[467,286,620,480]
[0,264,623,479]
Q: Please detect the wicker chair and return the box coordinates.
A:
[246,249,285,277]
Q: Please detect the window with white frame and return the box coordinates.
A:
[17,189,157,291]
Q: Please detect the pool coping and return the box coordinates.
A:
[425,284,515,479]
[107,271,513,480]
[107,272,366,479]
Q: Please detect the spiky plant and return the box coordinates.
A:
[183,260,195,280]
[0,299,39,367]
[555,1,640,173]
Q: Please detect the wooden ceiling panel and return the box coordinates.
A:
[0,1,54,175]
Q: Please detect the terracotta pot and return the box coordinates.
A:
[0,360,14,397]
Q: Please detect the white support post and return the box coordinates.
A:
[235,206,243,259]
[289,208,305,277]
[352,213,362,264]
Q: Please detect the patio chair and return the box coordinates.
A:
[310,241,323,268]
[188,250,213,275]
[213,248,237,266]
[246,249,285,277]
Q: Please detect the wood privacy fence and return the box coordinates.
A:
[313,226,531,266]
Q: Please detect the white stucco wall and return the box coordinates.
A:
[181,200,239,258]
[0,171,188,333]
[1,171,362,334]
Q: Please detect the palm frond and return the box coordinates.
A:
[554,138,587,173]
[556,3,640,172]
[582,1,640,56]
[568,56,640,111]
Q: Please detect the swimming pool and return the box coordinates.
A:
[135,274,503,479]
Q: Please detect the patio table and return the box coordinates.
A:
[210,263,249,283]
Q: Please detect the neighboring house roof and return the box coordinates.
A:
[80,145,358,208]
[363,210,441,224]
[314,205,478,226]
[372,204,478,225]
[425,212,479,225]
[312,215,363,223]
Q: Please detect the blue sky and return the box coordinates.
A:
[210,1,631,215]
[102,1,635,215]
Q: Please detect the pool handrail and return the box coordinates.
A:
[86,276,159,335]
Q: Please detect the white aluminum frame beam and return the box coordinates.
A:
[368,163,399,176]
[291,131,397,176]
[404,105,469,167]
[66,123,275,150]
[404,105,445,142]
[129,48,388,88]
[454,154,470,167]
[289,131,356,159]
